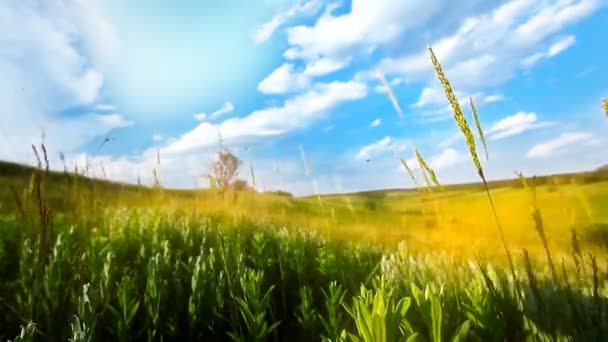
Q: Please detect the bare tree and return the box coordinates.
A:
[209,149,241,189]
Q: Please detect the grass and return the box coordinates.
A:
[1,54,608,341]
[1,146,608,342]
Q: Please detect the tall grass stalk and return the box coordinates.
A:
[516,173,558,281]
[415,148,443,191]
[397,153,419,188]
[428,46,518,286]
[378,71,404,119]
[31,145,42,169]
[469,97,488,160]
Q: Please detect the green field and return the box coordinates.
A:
[1,159,608,341]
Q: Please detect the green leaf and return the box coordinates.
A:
[430,296,443,342]
[406,333,426,342]
[450,320,471,342]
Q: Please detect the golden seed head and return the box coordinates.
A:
[603,98,608,117]
[398,154,418,187]
[428,47,483,175]
[415,148,443,191]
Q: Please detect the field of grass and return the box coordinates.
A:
[1,50,607,341]
[1,157,608,341]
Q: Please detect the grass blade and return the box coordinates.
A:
[378,71,404,119]
[469,97,488,160]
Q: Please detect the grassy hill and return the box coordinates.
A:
[2,159,608,340]
[2,158,608,259]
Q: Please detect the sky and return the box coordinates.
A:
[1,0,607,196]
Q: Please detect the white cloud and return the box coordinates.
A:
[412,87,445,108]
[356,136,407,160]
[258,56,350,96]
[521,35,576,67]
[95,104,116,111]
[285,0,444,63]
[356,136,393,160]
[95,114,132,128]
[258,63,310,94]
[166,81,367,156]
[438,132,464,148]
[370,118,381,128]
[152,134,164,142]
[548,35,576,56]
[374,76,405,93]
[410,85,488,121]
[483,94,505,103]
[521,53,545,67]
[377,1,599,89]
[526,132,593,158]
[0,1,125,164]
[194,101,235,121]
[193,113,207,121]
[252,0,321,44]
[486,112,553,140]
[429,148,463,170]
[303,57,350,76]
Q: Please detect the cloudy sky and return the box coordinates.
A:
[1,0,607,195]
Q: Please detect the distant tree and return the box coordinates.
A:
[265,190,293,197]
[209,149,241,190]
[231,179,253,191]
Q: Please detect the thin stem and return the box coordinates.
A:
[480,172,522,298]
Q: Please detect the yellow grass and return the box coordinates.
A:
[137,179,608,265]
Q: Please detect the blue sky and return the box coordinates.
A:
[1,0,607,195]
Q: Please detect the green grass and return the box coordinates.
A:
[0,163,608,341]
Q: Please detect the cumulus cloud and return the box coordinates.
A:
[526,132,593,158]
[429,148,463,170]
[252,0,321,44]
[356,137,393,160]
[486,112,554,140]
[258,56,351,95]
[194,101,235,121]
[377,1,598,89]
[356,136,406,160]
[0,1,134,165]
[412,87,446,108]
[285,0,445,63]
[483,94,505,103]
[521,35,576,67]
[548,35,576,56]
[303,57,350,76]
[166,81,367,156]
[258,63,310,94]
[370,118,381,128]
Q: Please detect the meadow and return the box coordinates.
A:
[1,49,607,341]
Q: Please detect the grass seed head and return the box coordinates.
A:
[428,47,483,177]
[603,98,608,118]
[415,147,443,191]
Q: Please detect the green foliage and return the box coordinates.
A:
[1,209,606,341]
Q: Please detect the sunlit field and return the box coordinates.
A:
[1,49,608,341]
